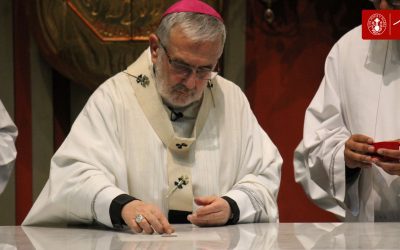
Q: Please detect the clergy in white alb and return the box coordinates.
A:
[0,99,17,194]
[294,24,400,221]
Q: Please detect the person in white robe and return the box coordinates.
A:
[294,0,400,221]
[0,99,17,194]
[23,0,282,234]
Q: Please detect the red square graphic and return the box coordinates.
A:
[392,10,400,39]
[362,10,400,40]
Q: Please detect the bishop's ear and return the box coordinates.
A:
[149,34,160,64]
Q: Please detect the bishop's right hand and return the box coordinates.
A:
[121,200,174,234]
[344,134,375,169]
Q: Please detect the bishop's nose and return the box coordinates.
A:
[182,71,197,89]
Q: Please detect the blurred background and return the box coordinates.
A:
[0,0,374,225]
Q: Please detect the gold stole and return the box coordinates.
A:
[124,51,215,212]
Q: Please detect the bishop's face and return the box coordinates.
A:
[151,26,221,108]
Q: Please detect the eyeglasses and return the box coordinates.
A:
[369,0,400,6]
[158,41,218,81]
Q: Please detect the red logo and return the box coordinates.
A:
[362,10,400,40]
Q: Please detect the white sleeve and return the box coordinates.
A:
[293,43,353,220]
[23,83,126,227]
[0,100,17,194]
[224,91,282,223]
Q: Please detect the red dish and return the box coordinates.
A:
[370,141,400,162]
[373,141,400,151]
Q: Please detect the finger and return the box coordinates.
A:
[156,212,174,234]
[191,207,224,221]
[143,212,163,234]
[381,166,400,176]
[188,214,211,226]
[194,196,216,206]
[137,217,154,234]
[194,202,222,216]
[188,215,209,226]
[351,134,374,144]
[344,148,373,165]
[126,218,143,234]
[377,149,400,159]
[197,211,223,221]
[188,211,225,226]
[346,139,374,154]
[376,161,400,175]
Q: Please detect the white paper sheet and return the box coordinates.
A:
[118,225,221,242]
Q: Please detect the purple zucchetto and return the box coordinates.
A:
[161,0,223,22]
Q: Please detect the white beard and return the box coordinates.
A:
[154,55,203,108]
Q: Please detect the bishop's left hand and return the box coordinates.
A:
[374,146,400,176]
[187,196,231,226]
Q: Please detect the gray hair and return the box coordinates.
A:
[156,12,226,56]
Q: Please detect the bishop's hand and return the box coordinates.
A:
[121,200,174,234]
[187,196,231,226]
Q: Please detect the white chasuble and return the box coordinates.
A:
[23,48,282,227]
